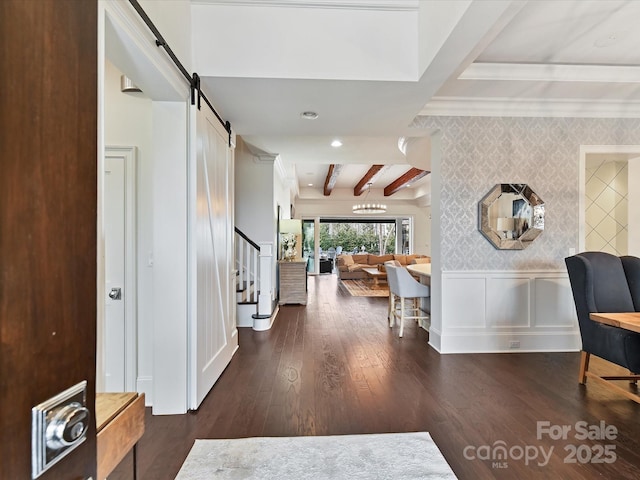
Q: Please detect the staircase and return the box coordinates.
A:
[234,228,277,330]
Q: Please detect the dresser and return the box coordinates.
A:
[279,260,307,305]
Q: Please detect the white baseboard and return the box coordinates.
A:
[236,303,257,328]
[253,305,279,331]
[438,331,581,354]
[137,376,153,406]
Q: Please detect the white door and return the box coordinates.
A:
[104,155,126,391]
[189,104,238,409]
[103,147,137,392]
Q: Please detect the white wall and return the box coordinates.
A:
[275,164,291,223]
[441,270,580,353]
[151,101,189,414]
[103,59,154,402]
[234,138,276,245]
[411,115,640,354]
[139,0,192,72]
[415,205,431,255]
[629,158,640,257]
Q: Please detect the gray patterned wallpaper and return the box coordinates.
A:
[410,116,640,271]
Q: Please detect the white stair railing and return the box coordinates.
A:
[234,229,259,303]
[234,229,275,328]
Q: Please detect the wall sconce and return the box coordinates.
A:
[120,75,142,93]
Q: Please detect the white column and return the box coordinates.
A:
[629,158,640,257]
[257,242,274,318]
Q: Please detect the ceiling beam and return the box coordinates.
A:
[354,165,386,196]
[384,168,429,196]
[323,164,343,196]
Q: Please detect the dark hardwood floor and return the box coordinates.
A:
[111,274,640,479]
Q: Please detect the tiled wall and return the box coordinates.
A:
[410,116,640,271]
[585,159,628,255]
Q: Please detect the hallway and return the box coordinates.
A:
[112,274,640,479]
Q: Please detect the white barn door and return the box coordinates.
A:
[189,103,238,409]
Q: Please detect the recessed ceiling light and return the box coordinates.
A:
[308,183,313,187]
[331,139,342,148]
[300,111,318,120]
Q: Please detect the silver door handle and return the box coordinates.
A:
[108,287,122,300]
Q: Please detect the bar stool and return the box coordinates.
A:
[385,264,430,337]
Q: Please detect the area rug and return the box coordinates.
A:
[340,279,389,297]
[176,432,457,479]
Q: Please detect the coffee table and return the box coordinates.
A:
[362,267,387,289]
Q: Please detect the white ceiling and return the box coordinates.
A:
[190,0,640,203]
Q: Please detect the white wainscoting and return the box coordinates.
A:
[436,270,581,353]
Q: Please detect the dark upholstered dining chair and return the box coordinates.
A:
[565,252,640,399]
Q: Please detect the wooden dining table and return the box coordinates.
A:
[587,312,640,404]
[406,263,431,285]
[589,312,640,334]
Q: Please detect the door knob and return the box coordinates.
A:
[45,403,90,450]
[108,287,122,300]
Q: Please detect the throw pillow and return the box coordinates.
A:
[367,254,382,264]
[352,254,369,263]
[338,255,354,266]
[393,254,407,265]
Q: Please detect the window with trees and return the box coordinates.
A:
[318,219,397,255]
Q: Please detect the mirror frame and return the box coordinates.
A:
[478,184,545,250]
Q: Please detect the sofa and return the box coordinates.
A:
[336,253,429,280]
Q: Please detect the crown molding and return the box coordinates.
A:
[420,96,640,119]
[191,0,418,11]
[461,63,640,84]
[254,153,278,164]
[274,155,287,181]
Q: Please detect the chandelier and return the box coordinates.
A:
[352,183,386,214]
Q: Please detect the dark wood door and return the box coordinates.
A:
[0,1,98,478]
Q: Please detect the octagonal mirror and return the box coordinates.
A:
[478,184,544,250]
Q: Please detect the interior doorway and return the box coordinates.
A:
[580,145,640,257]
[102,1,191,412]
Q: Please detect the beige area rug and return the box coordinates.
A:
[340,279,389,297]
[176,432,457,479]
